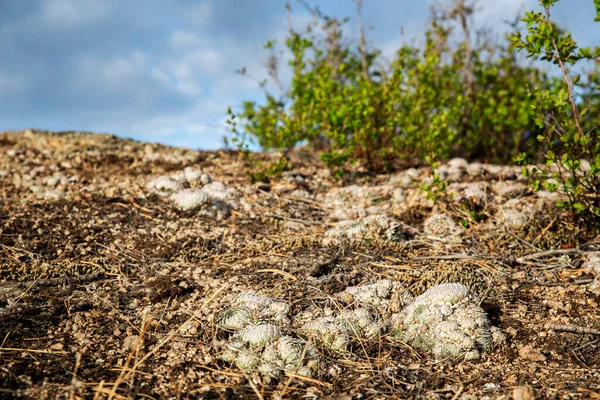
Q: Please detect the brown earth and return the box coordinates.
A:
[1,129,599,400]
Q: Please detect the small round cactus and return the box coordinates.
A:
[240,321,282,347]
[336,308,380,339]
[301,316,350,351]
[234,348,260,372]
[169,188,209,211]
[183,166,212,186]
[146,176,183,195]
[276,336,305,365]
[236,291,276,310]
[423,213,464,243]
[218,306,254,330]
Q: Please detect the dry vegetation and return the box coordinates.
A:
[1,129,600,399]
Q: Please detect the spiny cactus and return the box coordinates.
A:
[390,283,504,360]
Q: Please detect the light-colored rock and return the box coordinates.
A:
[512,385,536,400]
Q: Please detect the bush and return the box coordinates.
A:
[226,0,599,226]
[511,0,600,223]
[227,0,561,173]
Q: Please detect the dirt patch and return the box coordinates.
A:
[1,129,599,399]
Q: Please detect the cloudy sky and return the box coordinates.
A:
[0,0,597,150]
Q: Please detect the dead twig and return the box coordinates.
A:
[547,323,600,336]
[518,248,583,262]
[268,214,322,225]
[411,253,486,261]
[256,269,298,281]
[0,347,67,355]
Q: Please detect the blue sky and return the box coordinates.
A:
[0,0,597,150]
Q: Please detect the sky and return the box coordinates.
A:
[0,0,597,150]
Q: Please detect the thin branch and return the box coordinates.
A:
[354,0,371,82]
[544,6,585,139]
[547,324,600,336]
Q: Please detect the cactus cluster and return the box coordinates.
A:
[146,167,247,218]
[322,214,412,246]
[146,166,211,195]
[217,291,320,382]
[337,279,414,313]
[321,185,394,221]
[300,307,382,351]
[217,283,504,381]
[389,283,505,360]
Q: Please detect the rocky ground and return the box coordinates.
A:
[1,129,599,400]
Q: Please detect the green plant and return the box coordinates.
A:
[228,0,556,175]
[419,160,451,202]
[245,155,290,184]
[511,0,600,223]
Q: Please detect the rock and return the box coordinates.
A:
[518,344,546,362]
[512,385,536,400]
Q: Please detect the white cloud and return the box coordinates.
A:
[170,30,201,50]
[175,81,203,96]
[72,50,150,92]
[154,47,227,96]
[40,0,114,28]
[188,48,225,74]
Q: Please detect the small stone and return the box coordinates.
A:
[50,343,64,351]
[518,344,546,362]
[512,385,536,400]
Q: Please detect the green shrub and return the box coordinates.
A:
[227,0,557,173]
[511,0,600,223]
